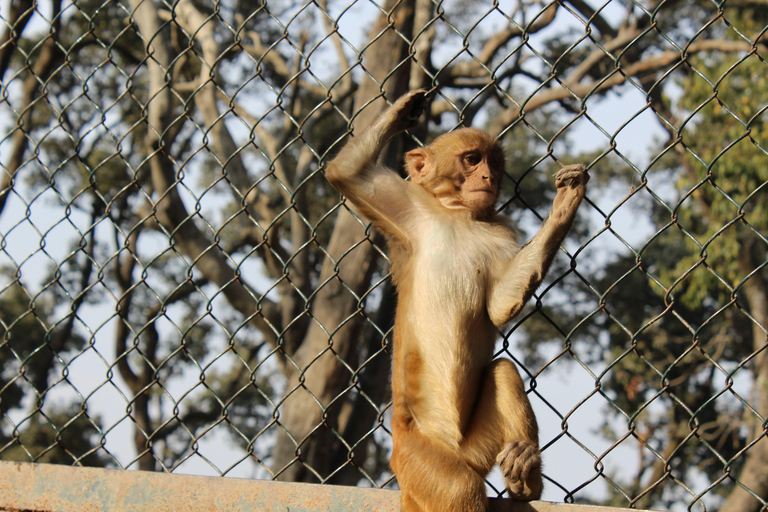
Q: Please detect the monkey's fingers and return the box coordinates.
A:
[497,440,541,499]
[399,89,428,129]
[496,440,540,475]
[512,446,539,482]
[554,164,589,188]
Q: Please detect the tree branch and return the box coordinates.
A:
[115,227,141,389]
[438,3,558,83]
[0,0,35,80]
[271,0,417,483]
[127,0,282,346]
[240,25,326,99]
[489,38,768,137]
[564,0,617,39]
[719,244,768,512]
[316,0,353,92]
[0,0,63,218]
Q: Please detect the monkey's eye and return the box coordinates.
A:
[464,152,482,166]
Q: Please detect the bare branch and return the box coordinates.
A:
[316,0,352,82]
[489,38,768,136]
[127,0,282,345]
[562,25,643,88]
[564,0,617,39]
[115,228,142,389]
[281,31,310,140]
[0,5,63,217]
[286,145,314,292]
[271,0,416,483]
[241,29,292,80]
[250,123,296,204]
[486,3,559,63]
[226,92,321,214]
[409,0,436,90]
[173,0,261,207]
[240,24,327,98]
[0,0,34,80]
[438,3,558,82]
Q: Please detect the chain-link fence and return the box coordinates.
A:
[1,0,767,510]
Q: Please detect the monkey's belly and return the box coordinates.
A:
[401,219,513,443]
[405,306,496,445]
[412,355,489,446]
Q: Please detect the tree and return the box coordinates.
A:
[0,0,766,509]
[655,15,768,509]
[0,279,108,467]
[514,6,768,511]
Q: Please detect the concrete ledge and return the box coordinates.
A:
[0,461,656,511]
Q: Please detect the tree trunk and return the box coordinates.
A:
[0,16,63,218]
[272,0,416,483]
[719,247,768,512]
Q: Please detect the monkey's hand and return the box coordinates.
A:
[376,89,428,139]
[496,440,543,501]
[550,164,589,227]
[326,90,427,190]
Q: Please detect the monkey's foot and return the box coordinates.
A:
[496,440,542,500]
[554,164,589,189]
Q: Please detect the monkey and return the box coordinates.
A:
[324,90,589,512]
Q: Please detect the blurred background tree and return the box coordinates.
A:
[0,0,766,510]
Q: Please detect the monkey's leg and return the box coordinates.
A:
[462,359,543,500]
[391,424,488,512]
[401,493,425,512]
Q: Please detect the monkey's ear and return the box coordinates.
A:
[405,148,431,183]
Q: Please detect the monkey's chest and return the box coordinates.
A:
[412,223,494,311]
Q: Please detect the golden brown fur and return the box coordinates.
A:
[325,90,588,511]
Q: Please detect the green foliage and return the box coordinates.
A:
[506,9,768,508]
[1,282,55,406]
[537,8,768,507]
[660,17,766,351]
[663,11,768,310]
[0,405,109,467]
[0,280,107,467]
[0,281,86,397]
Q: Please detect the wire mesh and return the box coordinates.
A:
[1,0,767,510]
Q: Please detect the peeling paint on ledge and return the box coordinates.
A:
[0,461,663,512]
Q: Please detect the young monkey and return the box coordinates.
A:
[325,90,589,512]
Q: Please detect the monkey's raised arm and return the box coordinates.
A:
[487,165,589,326]
[324,90,428,240]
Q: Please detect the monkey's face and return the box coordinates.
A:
[406,128,504,216]
[453,146,503,213]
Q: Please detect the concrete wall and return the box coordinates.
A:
[0,461,661,512]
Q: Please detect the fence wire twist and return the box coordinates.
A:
[1,0,767,510]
